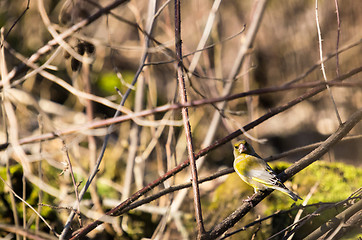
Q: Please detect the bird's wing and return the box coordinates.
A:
[247,158,283,187]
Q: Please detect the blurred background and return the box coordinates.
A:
[0,0,361,239]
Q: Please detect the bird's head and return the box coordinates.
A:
[234,140,247,153]
[233,140,257,157]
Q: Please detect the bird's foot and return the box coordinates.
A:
[243,196,254,207]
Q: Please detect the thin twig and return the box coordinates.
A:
[79,47,107,231]
[204,0,267,143]
[0,0,29,48]
[143,26,246,67]
[36,115,44,233]
[22,174,26,237]
[287,182,320,240]
[0,223,57,240]
[121,0,156,232]
[0,29,31,173]
[334,0,341,77]
[5,150,20,240]
[315,0,342,125]
[174,0,205,237]
[304,192,362,240]
[0,175,58,236]
[1,28,20,239]
[283,38,362,87]
[62,142,81,215]
[187,0,222,75]
[37,0,93,64]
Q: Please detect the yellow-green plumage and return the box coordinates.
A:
[233,140,302,201]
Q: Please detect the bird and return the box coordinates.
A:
[233,140,302,201]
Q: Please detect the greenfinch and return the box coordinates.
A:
[233,140,302,201]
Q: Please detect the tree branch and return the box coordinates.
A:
[174,0,205,237]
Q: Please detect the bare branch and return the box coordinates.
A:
[174,0,205,237]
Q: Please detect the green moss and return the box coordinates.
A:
[0,163,60,230]
[210,173,253,211]
[97,71,135,94]
[294,161,362,203]
[96,181,119,199]
[123,210,158,239]
[0,164,23,181]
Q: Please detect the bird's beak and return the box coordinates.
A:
[238,143,247,153]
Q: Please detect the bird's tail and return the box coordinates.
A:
[274,186,302,201]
